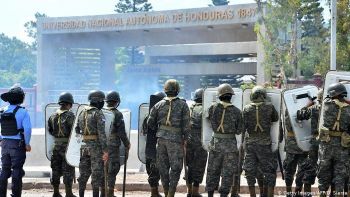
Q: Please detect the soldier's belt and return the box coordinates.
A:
[159,125,181,132]
[213,133,235,139]
[287,132,295,137]
[329,131,343,137]
[83,135,98,140]
[54,138,69,142]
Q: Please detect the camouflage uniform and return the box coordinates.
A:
[48,109,76,188]
[317,98,350,193]
[206,101,243,196]
[106,107,130,189]
[283,110,309,189]
[186,103,208,186]
[297,103,320,186]
[147,97,190,194]
[242,101,279,188]
[75,106,108,190]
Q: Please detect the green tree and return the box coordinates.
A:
[114,0,152,65]
[0,33,36,87]
[212,0,229,6]
[336,0,350,71]
[24,12,47,49]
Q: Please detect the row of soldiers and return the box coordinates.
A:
[45,78,350,197]
[143,79,350,197]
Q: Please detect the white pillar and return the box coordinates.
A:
[330,0,337,70]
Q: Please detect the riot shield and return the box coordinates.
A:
[138,103,149,164]
[44,103,80,161]
[65,105,115,167]
[242,89,282,152]
[202,87,243,151]
[319,71,350,130]
[119,109,131,166]
[283,85,319,151]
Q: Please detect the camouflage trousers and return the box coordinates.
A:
[243,144,277,187]
[50,143,75,187]
[186,141,208,186]
[107,145,121,188]
[302,138,318,185]
[283,152,308,187]
[78,144,104,188]
[157,138,184,192]
[317,141,349,192]
[206,150,238,195]
[146,157,161,187]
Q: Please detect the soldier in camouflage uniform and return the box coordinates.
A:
[48,92,76,197]
[144,92,166,197]
[242,86,279,197]
[317,83,350,197]
[76,90,109,197]
[206,83,243,197]
[185,88,207,197]
[283,108,309,197]
[105,91,131,197]
[295,89,322,196]
[147,79,190,197]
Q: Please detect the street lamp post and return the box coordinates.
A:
[330,0,337,70]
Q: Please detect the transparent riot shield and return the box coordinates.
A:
[319,71,350,130]
[65,105,115,167]
[242,89,282,152]
[138,103,149,164]
[283,85,319,151]
[202,87,243,151]
[45,103,80,161]
[119,109,131,165]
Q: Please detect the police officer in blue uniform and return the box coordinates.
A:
[0,86,32,197]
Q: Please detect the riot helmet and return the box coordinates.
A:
[58,92,74,104]
[218,83,234,101]
[105,91,120,108]
[88,90,105,109]
[327,83,347,98]
[193,88,204,103]
[1,86,25,105]
[164,79,180,96]
[250,85,267,102]
[153,91,166,98]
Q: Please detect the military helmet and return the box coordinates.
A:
[193,88,204,101]
[58,92,74,104]
[1,86,25,103]
[153,91,166,98]
[88,90,105,102]
[327,83,347,98]
[164,79,180,95]
[250,85,267,101]
[105,91,120,103]
[217,83,234,97]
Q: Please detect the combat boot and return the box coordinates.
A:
[92,187,99,197]
[65,185,77,197]
[186,184,192,197]
[319,191,327,197]
[151,187,162,197]
[207,191,214,197]
[286,186,292,197]
[303,184,312,197]
[230,184,240,197]
[167,189,175,197]
[267,187,274,197]
[0,180,7,197]
[108,187,115,197]
[53,185,63,197]
[78,184,86,197]
[294,186,302,197]
[220,193,228,197]
[191,186,203,197]
[248,186,256,197]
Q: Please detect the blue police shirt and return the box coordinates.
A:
[0,105,32,145]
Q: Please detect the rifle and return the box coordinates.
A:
[122,148,129,197]
[183,141,189,185]
[104,161,108,197]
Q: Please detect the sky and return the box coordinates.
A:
[0,0,255,43]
